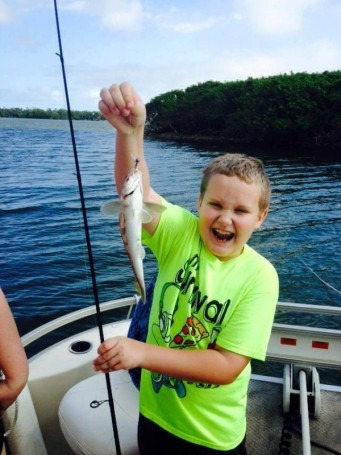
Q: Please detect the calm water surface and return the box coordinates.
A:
[1,118,340,342]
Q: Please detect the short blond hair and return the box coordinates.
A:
[200,153,271,212]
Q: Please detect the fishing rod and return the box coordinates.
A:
[52,1,121,453]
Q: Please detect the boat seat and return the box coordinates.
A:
[58,370,139,455]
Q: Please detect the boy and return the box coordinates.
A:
[93,82,279,454]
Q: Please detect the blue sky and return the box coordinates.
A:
[1,0,340,110]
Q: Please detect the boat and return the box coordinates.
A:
[1,297,340,455]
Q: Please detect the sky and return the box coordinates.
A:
[1,0,340,111]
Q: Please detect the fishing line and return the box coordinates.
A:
[52,1,121,453]
[300,260,341,295]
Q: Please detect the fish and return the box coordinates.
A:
[101,159,164,303]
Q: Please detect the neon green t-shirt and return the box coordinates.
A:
[140,200,278,450]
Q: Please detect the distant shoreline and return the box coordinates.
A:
[145,131,339,156]
[0,108,101,121]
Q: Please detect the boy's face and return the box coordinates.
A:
[198,174,267,261]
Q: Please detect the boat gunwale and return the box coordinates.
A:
[21,295,139,348]
[276,301,341,316]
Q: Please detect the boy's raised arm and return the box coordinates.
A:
[99,82,162,234]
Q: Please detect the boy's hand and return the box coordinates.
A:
[99,82,146,135]
[93,336,146,373]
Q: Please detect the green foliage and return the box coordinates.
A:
[1,71,339,149]
[146,71,340,149]
[0,107,103,121]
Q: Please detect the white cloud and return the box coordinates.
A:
[0,84,64,109]
[169,17,219,33]
[1,0,339,110]
[47,0,144,29]
[211,53,280,81]
[70,0,144,30]
[152,8,223,34]
[232,13,243,21]
[60,1,88,12]
[88,88,101,99]
[99,0,143,29]
[39,86,64,106]
[242,0,321,35]
[67,36,340,109]
[208,38,340,82]
[0,1,11,22]
[311,38,341,69]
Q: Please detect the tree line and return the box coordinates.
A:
[1,71,339,150]
[145,71,340,150]
[0,107,102,121]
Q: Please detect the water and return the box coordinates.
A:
[1,118,340,341]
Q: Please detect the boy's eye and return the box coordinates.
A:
[236,208,248,214]
[209,202,222,209]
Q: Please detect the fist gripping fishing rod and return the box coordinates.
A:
[52,1,121,453]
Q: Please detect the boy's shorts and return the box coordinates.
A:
[138,413,247,455]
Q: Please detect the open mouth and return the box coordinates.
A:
[212,228,234,242]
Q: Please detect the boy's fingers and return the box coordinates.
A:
[99,83,145,123]
[119,82,135,109]
[98,99,112,117]
[99,85,124,115]
[107,84,131,115]
[99,87,114,106]
[97,337,118,355]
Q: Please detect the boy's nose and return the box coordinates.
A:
[219,211,233,225]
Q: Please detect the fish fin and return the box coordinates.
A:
[141,208,153,224]
[141,202,166,223]
[140,245,146,260]
[144,202,166,214]
[101,200,121,217]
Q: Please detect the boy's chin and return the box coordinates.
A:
[207,242,241,261]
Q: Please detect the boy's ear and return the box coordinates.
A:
[255,208,268,228]
[197,195,203,210]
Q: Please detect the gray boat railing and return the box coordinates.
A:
[21,298,341,371]
[269,302,341,370]
[276,301,341,316]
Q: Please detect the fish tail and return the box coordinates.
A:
[135,280,146,304]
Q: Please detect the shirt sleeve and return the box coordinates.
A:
[216,260,279,361]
